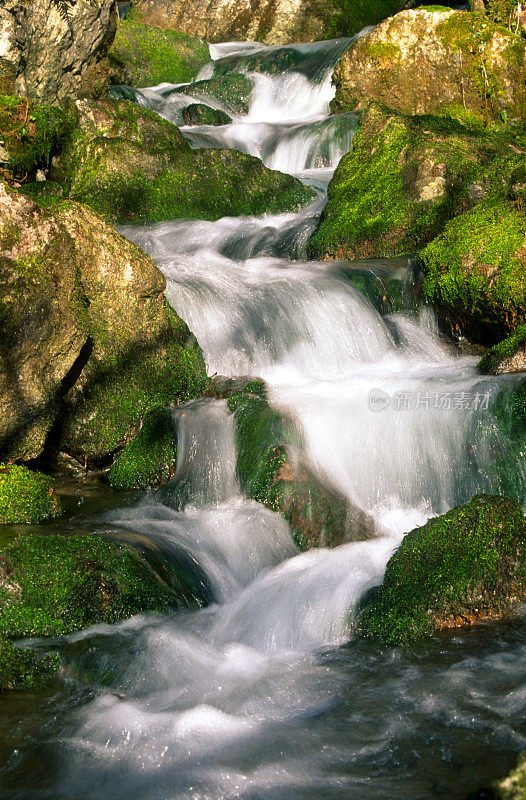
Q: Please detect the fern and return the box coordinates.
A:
[51,0,76,21]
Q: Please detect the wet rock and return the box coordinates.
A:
[0,636,59,694]
[129,0,406,45]
[0,531,197,640]
[168,73,253,116]
[478,326,526,374]
[0,0,118,105]
[182,103,232,126]
[108,406,177,490]
[332,9,526,125]
[358,494,526,645]
[0,180,208,463]
[308,104,525,261]
[0,463,62,524]
[61,98,312,224]
[421,197,526,345]
[228,381,376,549]
[109,19,209,86]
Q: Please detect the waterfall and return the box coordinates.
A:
[8,34,526,800]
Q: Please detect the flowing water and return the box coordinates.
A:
[3,35,526,800]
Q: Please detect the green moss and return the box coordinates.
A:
[18,180,64,209]
[182,103,232,126]
[0,636,59,694]
[64,100,311,225]
[366,42,402,62]
[110,20,210,87]
[0,532,196,640]
[421,197,526,343]
[108,406,177,490]
[62,300,209,460]
[172,74,252,116]
[359,494,526,645]
[0,465,62,525]
[310,103,526,263]
[0,95,75,180]
[478,325,526,373]
[321,0,405,40]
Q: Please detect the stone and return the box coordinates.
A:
[128,0,406,45]
[478,326,526,374]
[0,180,208,463]
[0,0,118,105]
[331,9,526,125]
[358,494,526,645]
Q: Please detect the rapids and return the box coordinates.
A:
[3,31,526,800]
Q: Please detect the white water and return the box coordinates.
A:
[14,35,526,800]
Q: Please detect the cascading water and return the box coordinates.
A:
[4,34,526,800]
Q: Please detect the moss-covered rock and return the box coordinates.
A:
[0,181,208,463]
[0,95,75,181]
[228,381,375,549]
[359,495,526,646]
[110,19,209,87]
[0,464,62,525]
[0,636,59,694]
[421,197,526,344]
[0,532,196,640]
[470,0,526,35]
[182,103,232,126]
[60,98,311,224]
[308,104,525,260]
[130,0,406,44]
[478,326,526,374]
[332,9,526,125]
[167,74,253,117]
[108,406,177,490]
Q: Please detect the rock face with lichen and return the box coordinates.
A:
[332,9,526,125]
[307,103,526,263]
[58,98,312,224]
[0,180,208,464]
[0,0,119,105]
[358,494,526,646]
[128,0,406,45]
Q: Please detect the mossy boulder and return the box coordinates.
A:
[60,98,311,224]
[228,381,375,549]
[0,636,59,694]
[421,197,526,344]
[129,0,406,44]
[110,19,209,87]
[182,103,232,126]
[0,95,75,182]
[108,406,177,490]
[0,464,62,525]
[0,181,208,463]
[359,495,526,646]
[332,9,526,125]
[0,532,197,640]
[166,74,253,117]
[308,104,526,260]
[478,326,526,374]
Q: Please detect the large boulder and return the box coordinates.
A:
[0,463,62,524]
[331,9,526,125]
[0,181,208,463]
[128,0,406,45]
[227,381,375,549]
[308,104,525,261]
[478,326,526,374]
[359,495,526,645]
[59,98,312,224]
[421,197,526,345]
[109,19,209,87]
[0,0,119,105]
